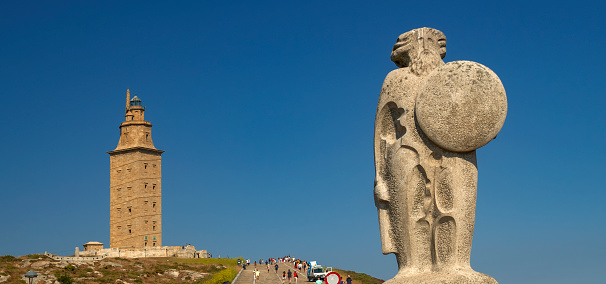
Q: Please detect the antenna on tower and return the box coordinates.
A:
[125,89,131,113]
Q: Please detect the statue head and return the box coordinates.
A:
[391,27,446,76]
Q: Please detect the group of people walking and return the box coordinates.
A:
[245,255,354,284]
[280,269,298,284]
[249,258,299,284]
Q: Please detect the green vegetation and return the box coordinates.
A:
[179,257,240,266]
[0,255,243,283]
[0,254,379,284]
[26,254,48,259]
[333,268,384,284]
[0,255,17,262]
[57,274,74,284]
[64,264,77,271]
[194,267,238,284]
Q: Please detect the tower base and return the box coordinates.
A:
[384,268,497,284]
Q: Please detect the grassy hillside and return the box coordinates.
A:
[332,268,384,284]
[0,254,242,284]
[0,254,385,284]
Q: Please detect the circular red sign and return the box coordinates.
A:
[325,272,341,284]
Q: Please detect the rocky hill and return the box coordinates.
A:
[0,254,239,284]
[1,254,385,284]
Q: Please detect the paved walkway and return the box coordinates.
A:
[233,262,310,284]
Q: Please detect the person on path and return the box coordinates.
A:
[256,269,260,280]
[346,275,353,284]
[282,271,286,284]
[275,264,279,273]
[267,263,270,273]
[287,269,292,284]
[294,271,298,284]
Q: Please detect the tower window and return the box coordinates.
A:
[145,133,149,141]
[129,229,132,234]
[144,183,148,189]
[144,163,148,169]
[153,225,156,231]
[152,184,156,191]
[152,202,156,210]
[128,207,132,215]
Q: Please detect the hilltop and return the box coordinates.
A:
[0,255,385,284]
[0,254,239,284]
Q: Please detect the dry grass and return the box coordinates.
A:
[0,254,242,284]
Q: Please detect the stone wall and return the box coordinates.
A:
[45,252,106,261]
[76,246,207,259]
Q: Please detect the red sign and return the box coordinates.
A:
[325,272,341,284]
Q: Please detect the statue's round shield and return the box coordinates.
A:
[415,61,507,152]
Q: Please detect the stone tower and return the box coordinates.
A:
[108,90,163,248]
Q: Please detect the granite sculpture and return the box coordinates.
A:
[373,27,506,283]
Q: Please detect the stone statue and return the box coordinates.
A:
[374,27,507,283]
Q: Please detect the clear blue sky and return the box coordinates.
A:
[1,1,604,283]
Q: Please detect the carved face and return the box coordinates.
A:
[391,28,447,69]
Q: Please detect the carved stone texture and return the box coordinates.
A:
[416,61,507,152]
[374,27,504,284]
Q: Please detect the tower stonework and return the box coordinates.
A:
[108,90,163,248]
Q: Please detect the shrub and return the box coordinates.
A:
[0,255,17,262]
[57,275,73,284]
[64,264,76,272]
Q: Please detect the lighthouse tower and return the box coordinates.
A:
[108,90,163,248]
